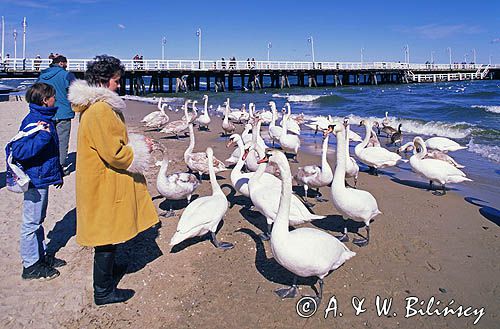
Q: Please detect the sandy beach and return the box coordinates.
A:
[0,98,498,328]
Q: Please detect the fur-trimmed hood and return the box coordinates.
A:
[68,79,126,113]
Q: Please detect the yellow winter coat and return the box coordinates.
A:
[68,80,158,246]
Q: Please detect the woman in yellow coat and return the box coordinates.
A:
[68,55,158,305]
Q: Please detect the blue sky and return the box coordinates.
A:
[0,0,499,64]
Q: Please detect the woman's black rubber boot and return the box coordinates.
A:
[93,246,134,306]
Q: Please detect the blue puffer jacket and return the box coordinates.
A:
[38,65,76,120]
[8,103,63,188]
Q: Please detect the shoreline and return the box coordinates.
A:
[0,98,498,328]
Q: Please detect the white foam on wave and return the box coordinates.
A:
[303,113,473,139]
[272,93,323,102]
[471,105,500,114]
[467,138,500,163]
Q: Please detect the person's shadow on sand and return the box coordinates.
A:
[116,222,163,274]
[0,171,6,189]
[464,197,500,227]
[46,208,76,255]
[236,228,319,293]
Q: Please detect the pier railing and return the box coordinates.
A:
[1,58,498,73]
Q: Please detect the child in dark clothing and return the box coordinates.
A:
[9,82,66,280]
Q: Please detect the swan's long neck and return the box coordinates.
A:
[243,125,251,137]
[185,124,195,162]
[224,103,229,123]
[273,155,292,236]
[400,141,414,154]
[208,151,222,195]
[332,128,346,189]
[158,157,169,185]
[280,114,289,137]
[415,139,427,159]
[183,101,190,123]
[359,122,371,149]
[286,103,291,116]
[232,138,246,182]
[345,124,352,158]
[251,143,267,184]
[270,108,277,127]
[203,98,209,115]
[321,133,330,173]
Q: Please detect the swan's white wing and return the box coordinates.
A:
[177,195,227,233]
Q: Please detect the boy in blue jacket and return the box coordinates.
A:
[9,83,66,280]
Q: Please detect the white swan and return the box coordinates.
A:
[145,106,169,129]
[425,136,467,152]
[247,102,256,125]
[256,106,273,124]
[170,147,234,250]
[222,100,236,136]
[194,95,211,130]
[304,115,333,133]
[279,103,301,135]
[355,120,402,175]
[156,151,200,217]
[161,100,190,138]
[268,101,283,147]
[410,137,472,195]
[261,149,355,301]
[245,118,280,175]
[382,111,390,126]
[294,130,333,204]
[226,99,248,123]
[141,97,167,123]
[328,123,381,246]
[248,144,325,240]
[227,134,279,197]
[305,115,362,142]
[224,124,252,166]
[184,123,226,178]
[182,100,198,123]
[368,126,381,147]
[398,142,465,168]
[279,113,301,161]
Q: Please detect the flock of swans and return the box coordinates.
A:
[141,95,472,303]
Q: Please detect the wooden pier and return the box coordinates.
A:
[1,58,498,95]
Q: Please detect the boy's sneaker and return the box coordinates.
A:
[45,254,67,268]
[22,261,60,281]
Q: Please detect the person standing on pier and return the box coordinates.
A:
[37,55,76,175]
[34,55,42,71]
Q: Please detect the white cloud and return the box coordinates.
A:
[491,38,500,44]
[118,24,126,29]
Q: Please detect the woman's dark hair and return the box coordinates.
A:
[25,82,56,106]
[85,55,125,86]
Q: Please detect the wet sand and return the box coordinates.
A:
[0,99,498,328]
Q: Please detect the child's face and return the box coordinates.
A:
[43,95,56,107]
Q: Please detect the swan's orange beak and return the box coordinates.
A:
[257,155,269,164]
[226,139,235,148]
[242,148,250,160]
